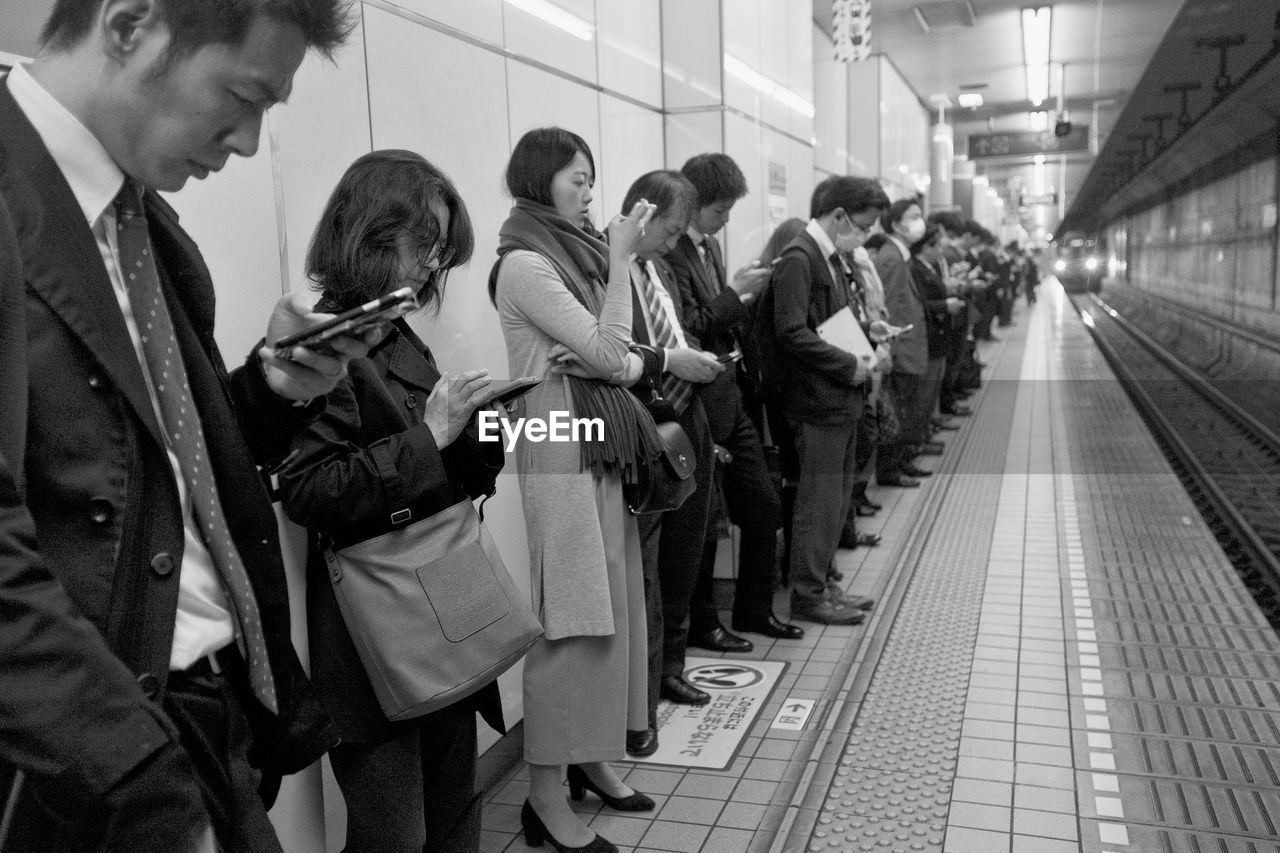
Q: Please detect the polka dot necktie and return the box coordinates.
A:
[115,179,278,713]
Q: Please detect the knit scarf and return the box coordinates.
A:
[490,198,660,480]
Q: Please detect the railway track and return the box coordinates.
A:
[1072,293,1280,628]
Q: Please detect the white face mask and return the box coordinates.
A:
[833,215,865,252]
[900,219,926,244]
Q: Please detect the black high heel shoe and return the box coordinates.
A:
[566,764,655,812]
[521,800,617,852]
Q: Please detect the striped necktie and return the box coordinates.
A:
[701,236,722,293]
[114,179,278,713]
[634,263,694,415]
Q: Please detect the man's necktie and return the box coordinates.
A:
[833,252,868,325]
[634,264,694,415]
[115,179,278,713]
[702,237,722,294]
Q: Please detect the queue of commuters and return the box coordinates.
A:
[0,2,1011,852]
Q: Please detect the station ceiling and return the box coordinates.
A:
[813,0,1266,238]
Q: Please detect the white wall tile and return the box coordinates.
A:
[599,94,666,221]
[813,25,849,176]
[848,58,879,178]
[665,110,723,172]
[722,0,764,120]
[506,60,604,224]
[661,0,723,108]
[165,127,283,363]
[598,0,663,108]
[503,0,597,84]
[722,111,767,271]
[380,0,505,43]
[274,16,373,293]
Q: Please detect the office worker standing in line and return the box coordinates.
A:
[491,127,657,853]
[667,153,804,650]
[276,151,504,853]
[0,2,371,851]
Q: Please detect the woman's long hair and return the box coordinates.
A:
[306,149,474,314]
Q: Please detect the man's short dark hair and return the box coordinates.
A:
[927,210,963,234]
[41,0,354,60]
[810,176,890,219]
[880,198,920,233]
[959,218,986,237]
[505,127,595,209]
[622,170,698,222]
[681,153,748,208]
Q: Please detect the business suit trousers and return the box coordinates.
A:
[877,371,924,480]
[329,700,480,853]
[638,400,713,725]
[690,394,782,631]
[788,418,859,609]
[917,357,946,427]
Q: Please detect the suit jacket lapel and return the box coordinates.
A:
[0,87,163,447]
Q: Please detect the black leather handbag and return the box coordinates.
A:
[626,418,697,515]
[624,344,698,515]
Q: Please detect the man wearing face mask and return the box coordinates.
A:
[875,199,935,488]
[769,176,890,625]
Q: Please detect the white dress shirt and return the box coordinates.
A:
[7,64,234,669]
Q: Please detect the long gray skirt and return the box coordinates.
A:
[522,472,648,765]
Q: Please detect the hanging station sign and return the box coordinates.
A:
[833,0,872,62]
[969,126,1090,159]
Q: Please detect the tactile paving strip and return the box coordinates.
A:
[804,334,1028,852]
[1052,301,1280,852]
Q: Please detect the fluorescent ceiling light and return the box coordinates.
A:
[1021,6,1051,107]
[505,0,594,41]
[957,93,984,108]
[724,55,816,118]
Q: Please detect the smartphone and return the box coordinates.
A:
[273,287,418,357]
[716,350,744,364]
[484,376,543,407]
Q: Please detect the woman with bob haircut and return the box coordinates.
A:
[276,149,503,852]
[489,127,658,853]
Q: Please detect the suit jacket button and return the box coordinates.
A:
[151,552,175,577]
[405,393,417,410]
[137,672,160,699]
[89,497,114,525]
[87,373,107,390]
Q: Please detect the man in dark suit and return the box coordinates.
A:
[874,198,935,487]
[617,170,725,755]
[0,2,373,851]
[768,176,890,625]
[668,153,804,648]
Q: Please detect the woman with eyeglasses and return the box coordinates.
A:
[276,149,502,853]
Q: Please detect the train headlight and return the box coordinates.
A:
[1085,257,1098,271]
[1054,259,1066,272]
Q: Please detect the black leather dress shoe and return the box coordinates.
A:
[877,475,920,488]
[916,442,944,456]
[932,420,960,431]
[688,625,754,653]
[941,405,972,416]
[860,497,883,511]
[660,675,710,705]
[732,614,805,640]
[855,503,878,517]
[626,727,659,757]
[900,464,933,478]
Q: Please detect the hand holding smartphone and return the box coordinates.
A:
[272,287,418,358]
[482,376,543,407]
[716,349,744,364]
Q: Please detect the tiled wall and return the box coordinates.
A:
[1113,156,1279,333]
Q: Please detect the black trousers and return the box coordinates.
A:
[2,658,280,853]
[877,371,924,481]
[329,700,480,853]
[638,398,713,725]
[690,378,781,632]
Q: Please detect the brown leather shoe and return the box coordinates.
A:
[790,598,867,626]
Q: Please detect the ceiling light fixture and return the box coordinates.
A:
[1021,6,1052,107]
[505,0,594,41]
[957,93,984,108]
[724,55,816,118]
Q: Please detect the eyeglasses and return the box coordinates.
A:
[413,242,455,270]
